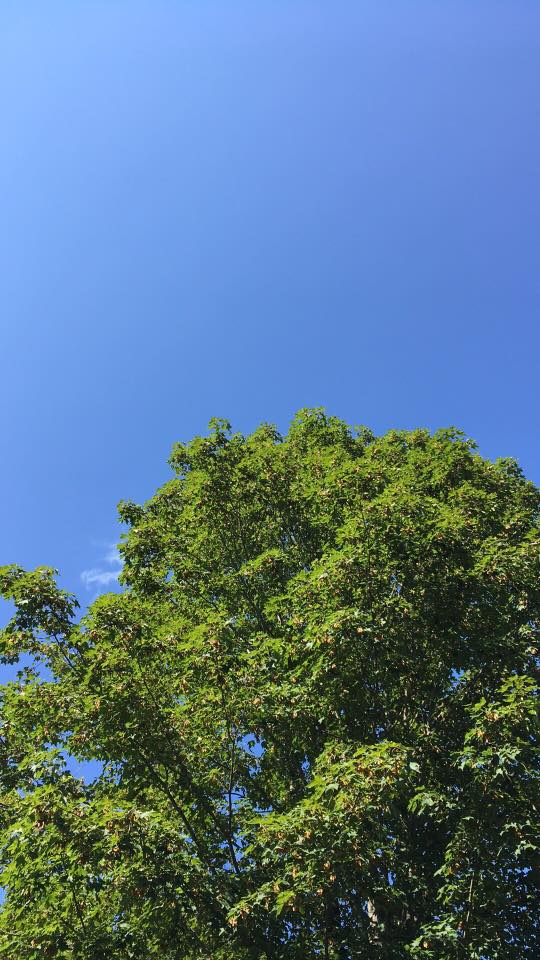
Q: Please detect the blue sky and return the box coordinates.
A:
[2,1,540,623]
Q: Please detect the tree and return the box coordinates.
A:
[0,409,538,959]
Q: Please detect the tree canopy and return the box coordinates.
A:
[0,410,538,959]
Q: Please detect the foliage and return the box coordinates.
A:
[0,410,538,958]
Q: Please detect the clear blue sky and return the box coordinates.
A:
[2,1,540,616]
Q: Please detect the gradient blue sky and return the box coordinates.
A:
[2,1,540,619]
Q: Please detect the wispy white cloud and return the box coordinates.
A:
[81,568,120,589]
[104,545,121,567]
[81,543,123,592]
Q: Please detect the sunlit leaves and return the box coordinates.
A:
[0,410,538,958]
